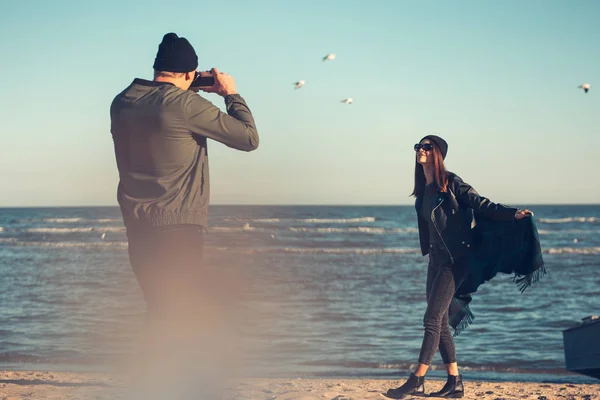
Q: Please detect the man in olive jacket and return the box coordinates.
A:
[110,33,259,315]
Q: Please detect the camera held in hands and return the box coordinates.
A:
[190,71,215,89]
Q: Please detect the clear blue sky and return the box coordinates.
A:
[1,0,598,206]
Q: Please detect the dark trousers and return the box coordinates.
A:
[125,224,234,398]
[418,247,469,365]
[126,224,205,316]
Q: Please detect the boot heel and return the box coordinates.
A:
[384,373,425,399]
[428,374,464,398]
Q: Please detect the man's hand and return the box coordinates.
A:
[515,209,534,220]
[199,68,237,97]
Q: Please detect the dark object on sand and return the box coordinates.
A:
[563,315,600,379]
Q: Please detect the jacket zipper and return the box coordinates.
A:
[431,198,455,264]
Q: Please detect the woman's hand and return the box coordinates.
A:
[515,209,534,220]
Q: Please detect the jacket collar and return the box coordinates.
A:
[415,185,460,212]
[132,78,175,87]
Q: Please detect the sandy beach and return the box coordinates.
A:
[1,370,598,400]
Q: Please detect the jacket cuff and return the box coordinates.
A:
[494,205,519,221]
[224,93,243,104]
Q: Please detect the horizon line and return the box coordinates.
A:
[0,203,599,209]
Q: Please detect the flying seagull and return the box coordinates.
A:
[578,83,590,93]
[340,98,353,104]
[293,80,305,89]
[322,53,336,62]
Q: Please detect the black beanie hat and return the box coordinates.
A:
[420,134,448,160]
[153,33,198,73]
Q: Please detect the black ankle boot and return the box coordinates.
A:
[384,373,425,399]
[428,374,464,398]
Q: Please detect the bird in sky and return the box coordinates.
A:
[293,80,305,89]
[578,83,591,93]
[322,53,336,62]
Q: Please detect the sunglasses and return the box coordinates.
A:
[414,143,434,152]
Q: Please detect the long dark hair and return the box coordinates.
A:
[411,141,449,197]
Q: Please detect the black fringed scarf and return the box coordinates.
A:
[448,215,546,336]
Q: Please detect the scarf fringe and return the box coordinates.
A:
[513,262,547,293]
[453,263,546,336]
[452,306,474,337]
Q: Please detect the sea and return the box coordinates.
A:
[0,205,598,383]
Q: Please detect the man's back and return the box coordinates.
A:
[111,78,258,228]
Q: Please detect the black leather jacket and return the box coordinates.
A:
[415,173,518,263]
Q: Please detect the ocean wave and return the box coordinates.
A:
[375,362,502,372]
[209,224,408,234]
[41,218,85,223]
[0,240,416,255]
[4,237,595,255]
[18,218,121,224]
[297,217,376,223]
[280,247,419,254]
[211,223,263,232]
[539,217,599,224]
[305,361,567,375]
[24,227,125,234]
[544,247,600,255]
[288,227,417,234]
[0,240,128,249]
[223,218,280,223]
[201,246,421,255]
[537,229,599,235]
[225,217,377,224]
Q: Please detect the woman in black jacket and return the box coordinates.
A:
[384,135,533,399]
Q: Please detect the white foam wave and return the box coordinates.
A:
[280,247,419,254]
[208,225,417,235]
[42,218,84,223]
[25,227,125,234]
[211,223,263,233]
[24,218,121,224]
[223,218,280,223]
[214,246,600,255]
[2,240,417,255]
[297,217,376,223]
[202,246,420,255]
[537,229,599,235]
[224,217,376,224]
[226,217,377,224]
[211,227,247,233]
[2,240,129,249]
[544,247,600,255]
[288,227,417,234]
[539,217,599,224]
